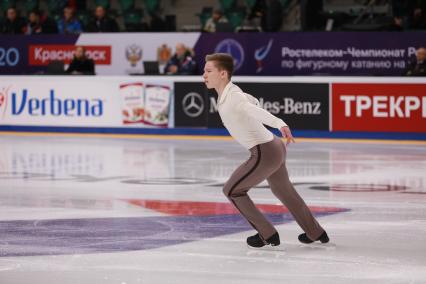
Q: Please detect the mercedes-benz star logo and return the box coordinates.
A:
[182,92,204,118]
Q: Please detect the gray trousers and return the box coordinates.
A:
[223,136,325,240]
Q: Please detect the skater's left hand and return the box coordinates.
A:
[280,126,296,146]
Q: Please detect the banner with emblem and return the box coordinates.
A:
[75,33,200,75]
[193,32,426,76]
[1,32,425,76]
[0,33,200,75]
[174,81,329,130]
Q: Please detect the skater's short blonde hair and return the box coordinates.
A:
[205,53,234,79]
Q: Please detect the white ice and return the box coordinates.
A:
[0,134,425,284]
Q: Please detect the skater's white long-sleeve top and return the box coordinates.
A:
[217,81,287,149]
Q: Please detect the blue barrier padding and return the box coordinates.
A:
[0,125,425,141]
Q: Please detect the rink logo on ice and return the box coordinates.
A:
[7,89,103,117]
[0,199,348,257]
[332,83,426,132]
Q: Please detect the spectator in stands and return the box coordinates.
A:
[87,6,119,32]
[249,0,283,32]
[392,0,410,30]
[24,9,58,34]
[392,0,426,30]
[66,46,95,75]
[164,43,197,75]
[88,6,119,33]
[57,7,82,34]
[1,7,25,34]
[410,0,426,29]
[24,10,42,34]
[203,9,229,32]
[404,47,426,76]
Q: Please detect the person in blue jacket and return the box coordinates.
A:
[57,7,82,34]
[165,43,197,75]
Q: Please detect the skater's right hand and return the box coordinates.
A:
[280,126,296,146]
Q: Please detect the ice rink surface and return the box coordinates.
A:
[0,134,425,284]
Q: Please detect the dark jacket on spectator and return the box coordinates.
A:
[66,57,95,75]
[404,60,426,76]
[1,17,25,34]
[165,50,197,75]
[87,16,119,32]
[25,16,58,34]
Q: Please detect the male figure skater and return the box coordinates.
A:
[203,53,329,248]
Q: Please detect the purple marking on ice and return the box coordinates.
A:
[0,211,348,257]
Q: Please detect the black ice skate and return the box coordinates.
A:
[298,231,329,244]
[247,232,280,248]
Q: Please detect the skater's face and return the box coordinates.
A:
[203,61,228,89]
